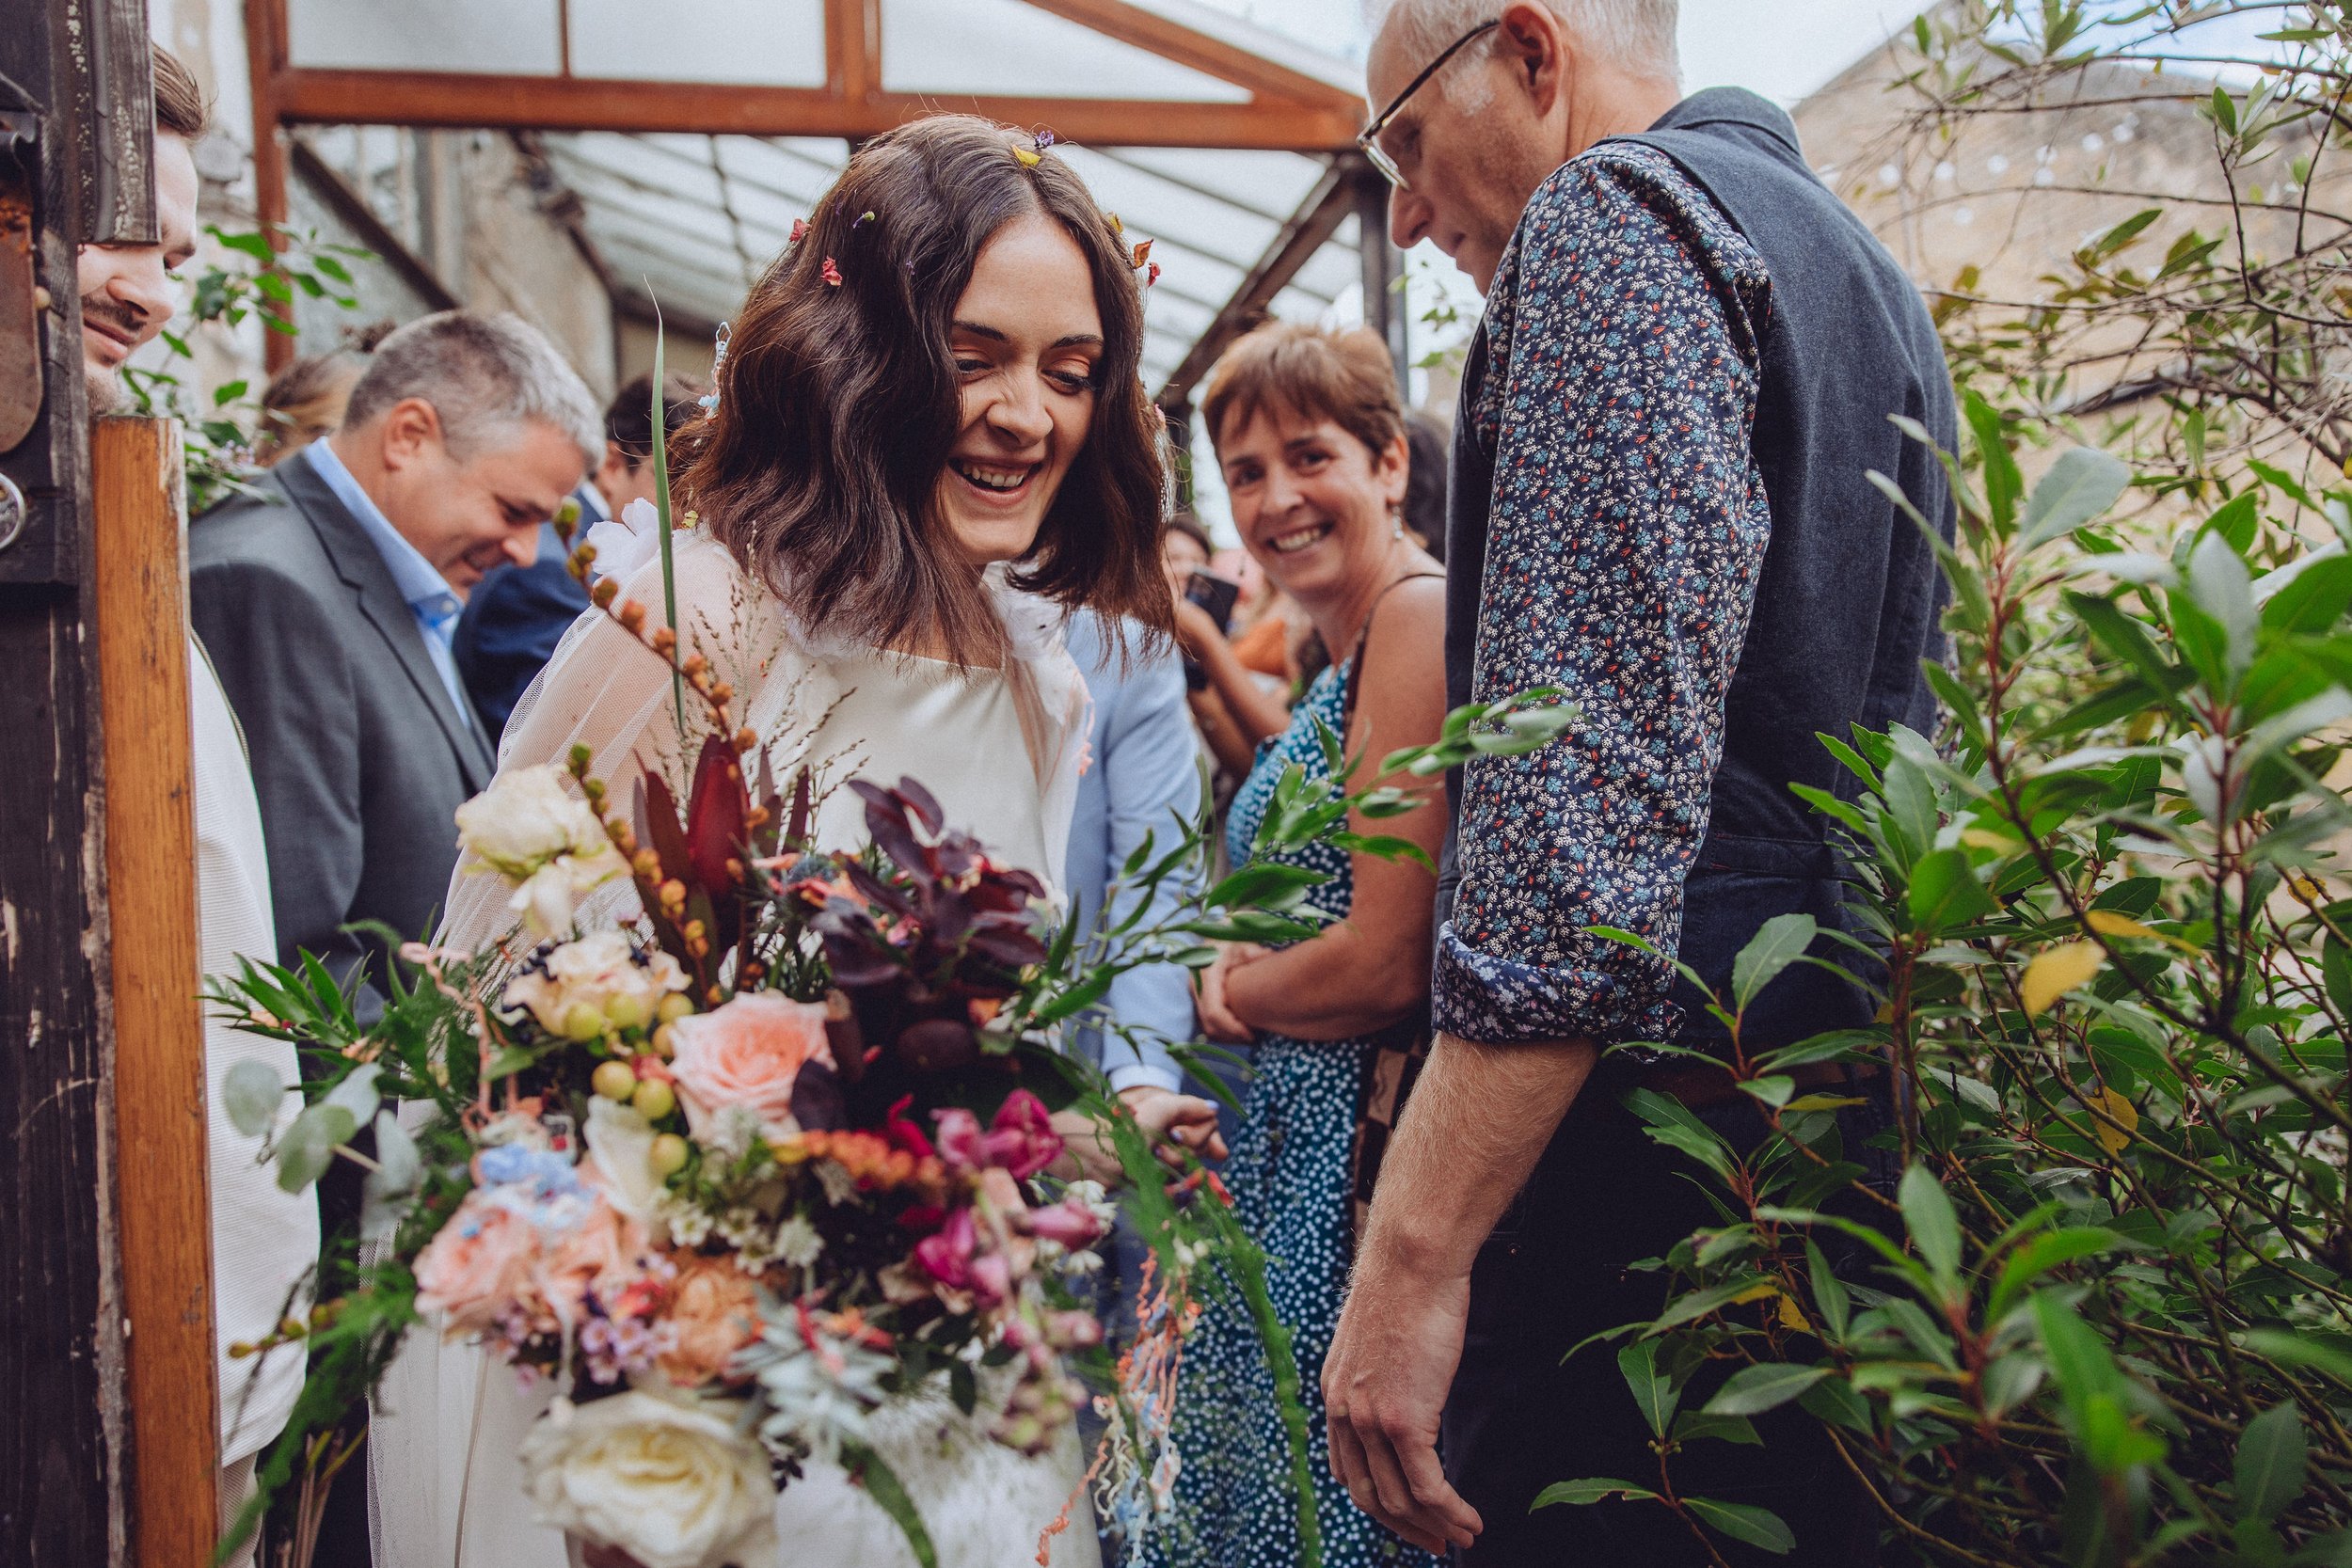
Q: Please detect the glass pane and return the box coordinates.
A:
[288,0,560,73]
[882,0,1250,102]
[568,0,826,86]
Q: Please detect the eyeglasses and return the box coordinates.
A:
[1356,18,1501,191]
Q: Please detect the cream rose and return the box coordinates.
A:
[666,992,834,1146]
[520,1390,779,1568]
[586,1097,667,1232]
[454,765,625,936]
[503,930,689,1037]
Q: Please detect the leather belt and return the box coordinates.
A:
[1641,1058,1879,1112]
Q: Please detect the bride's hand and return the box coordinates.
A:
[1120,1084,1228,1166]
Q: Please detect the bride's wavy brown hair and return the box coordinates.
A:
[674,115,1173,665]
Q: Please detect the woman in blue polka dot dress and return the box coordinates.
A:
[1142,322,1447,1568]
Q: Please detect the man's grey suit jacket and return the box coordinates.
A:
[190,451,496,1008]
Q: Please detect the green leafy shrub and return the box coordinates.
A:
[1548,409,2352,1564]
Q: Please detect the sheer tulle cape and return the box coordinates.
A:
[373,531,1098,1568]
[438,531,1089,957]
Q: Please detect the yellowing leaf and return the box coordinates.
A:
[1786,1094,1868,1113]
[1776,1291,1814,1334]
[1728,1281,1779,1307]
[2022,942,2105,1015]
[2084,910,2158,942]
[1013,146,1042,166]
[2290,873,2327,904]
[1961,828,2013,851]
[2084,1086,2138,1155]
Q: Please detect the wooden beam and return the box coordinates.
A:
[271,69,1360,151]
[824,0,880,103]
[245,0,294,372]
[1157,156,1355,406]
[1016,0,1361,113]
[0,5,134,1561]
[94,416,218,1568]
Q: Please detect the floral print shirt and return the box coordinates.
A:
[1433,142,1774,1049]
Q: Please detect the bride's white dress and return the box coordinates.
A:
[371,533,1104,1568]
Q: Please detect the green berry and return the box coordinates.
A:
[649,1132,691,1178]
[631,1079,676,1121]
[562,1002,606,1041]
[592,1060,638,1101]
[603,992,649,1033]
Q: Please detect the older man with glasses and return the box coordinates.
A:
[1324,4,1956,1565]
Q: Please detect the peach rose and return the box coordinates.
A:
[666,992,834,1145]
[543,1186,657,1323]
[415,1192,542,1337]
[657,1255,762,1388]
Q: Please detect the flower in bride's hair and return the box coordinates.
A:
[518,1388,779,1568]
[583,498,663,585]
[454,765,625,937]
[667,991,836,1145]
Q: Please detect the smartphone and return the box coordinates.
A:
[1184,569,1240,634]
[1181,569,1240,691]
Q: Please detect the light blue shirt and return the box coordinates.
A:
[302,441,475,729]
[1063,611,1205,1093]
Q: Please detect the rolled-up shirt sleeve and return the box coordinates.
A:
[1433,148,1773,1048]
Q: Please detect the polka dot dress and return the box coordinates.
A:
[1134,664,1441,1568]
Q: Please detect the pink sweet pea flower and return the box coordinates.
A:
[984,1089,1059,1180]
[914,1208,977,1290]
[931,1107,985,1176]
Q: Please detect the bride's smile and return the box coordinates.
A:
[936,213,1105,570]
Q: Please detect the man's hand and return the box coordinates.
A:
[1323,1245,1484,1555]
[1194,941,1266,1042]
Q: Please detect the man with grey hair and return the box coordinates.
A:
[192,309,597,1014]
[1324,3,1953,1564]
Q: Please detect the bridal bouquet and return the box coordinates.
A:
[210,472,1571,1568]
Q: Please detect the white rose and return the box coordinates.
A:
[520,1390,778,1568]
[585,498,664,585]
[586,1097,666,1235]
[456,764,600,877]
[509,852,624,939]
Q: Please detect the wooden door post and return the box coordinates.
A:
[94,415,220,1568]
[0,2,160,1563]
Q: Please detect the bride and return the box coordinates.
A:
[373,115,1200,1568]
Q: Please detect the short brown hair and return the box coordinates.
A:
[605,371,709,472]
[152,44,208,141]
[1200,322,1405,465]
[675,115,1171,667]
